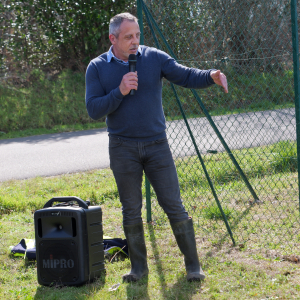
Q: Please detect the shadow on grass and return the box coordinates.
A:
[125,275,150,300]
[147,223,202,300]
[166,275,203,300]
[33,273,106,299]
[217,203,257,246]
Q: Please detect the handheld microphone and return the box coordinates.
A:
[128,54,137,95]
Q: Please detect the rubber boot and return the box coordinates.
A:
[171,218,205,282]
[122,222,149,282]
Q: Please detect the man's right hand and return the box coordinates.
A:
[119,71,138,96]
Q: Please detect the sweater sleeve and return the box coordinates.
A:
[158,49,215,89]
[85,61,124,120]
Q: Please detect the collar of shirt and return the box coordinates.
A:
[107,46,142,65]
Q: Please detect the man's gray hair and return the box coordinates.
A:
[109,13,138,38]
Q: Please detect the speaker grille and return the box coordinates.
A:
[38,211,74,217]
[38,240,79,284]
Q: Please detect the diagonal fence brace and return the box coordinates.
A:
[140,0,260,206]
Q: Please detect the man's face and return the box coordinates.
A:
[109,20,140,62]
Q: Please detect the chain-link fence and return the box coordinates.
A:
[139,0,300,253]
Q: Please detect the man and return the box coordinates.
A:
[85,12,228,283]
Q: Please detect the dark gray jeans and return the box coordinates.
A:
[109,136,188,225]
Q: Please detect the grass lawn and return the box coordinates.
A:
[0,164,300,299]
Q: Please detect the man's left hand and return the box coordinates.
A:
[210,70,228,93]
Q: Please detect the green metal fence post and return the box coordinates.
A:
[145,176,151,222]
[138,0,152,222]
[291,0,300,214]
[137,0,144,45]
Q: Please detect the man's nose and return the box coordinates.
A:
[133,36,139,45]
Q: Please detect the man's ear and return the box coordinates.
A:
[109,34,116,45]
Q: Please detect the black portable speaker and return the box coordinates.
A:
[34,196,105,286]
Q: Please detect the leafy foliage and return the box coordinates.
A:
[0,0,135,73]
[144,0,291,73]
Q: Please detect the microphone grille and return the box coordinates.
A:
[128,54,137,62]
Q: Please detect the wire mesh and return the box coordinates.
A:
[140,0,300,253]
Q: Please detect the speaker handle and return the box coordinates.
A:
[43,196,89,209]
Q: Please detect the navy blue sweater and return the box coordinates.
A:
[85,46,215,141]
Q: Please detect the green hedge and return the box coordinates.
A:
[0,69,295,132]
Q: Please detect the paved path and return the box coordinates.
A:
[0,108,296,182]
[168,108,296,157]
[0,128,110,182]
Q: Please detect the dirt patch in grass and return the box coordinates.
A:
[200,240,300,279]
